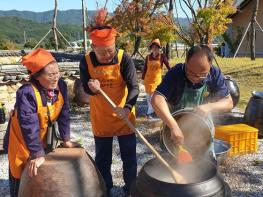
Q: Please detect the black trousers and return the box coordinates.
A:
[9,168,20,197]
[94,133,137,193]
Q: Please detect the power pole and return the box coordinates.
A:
[31,0,73,50]
[53,0,59,51]
[250,0,259,60]
[24,31,27,44]
[82,0,87,52]
[77,32,80,41]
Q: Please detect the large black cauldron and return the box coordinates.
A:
[131,154,231,197]
[244,92,263,136]
[224,76,240,108]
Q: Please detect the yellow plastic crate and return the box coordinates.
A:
[215,124,258,156]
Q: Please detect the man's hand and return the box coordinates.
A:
[194,103,212,117]
[87,79,100,94]
[28,156,45,177]
[170,127,184,146]
[113,107,130,119]
[63,140,81,148]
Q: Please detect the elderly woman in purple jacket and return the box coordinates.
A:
[3,48,78,197]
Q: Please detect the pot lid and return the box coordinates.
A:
[252,91,263,99]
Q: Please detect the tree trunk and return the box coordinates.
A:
[132,20,144,59]
[132,36,142,58]
[165,43,171,60]
[175,42,179,58]
[250,20,256,60]
[165,0,173,60]
[53,0,59,51]
[82,0,87,52]
[250,0,259,60]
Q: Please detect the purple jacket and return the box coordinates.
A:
[3,79,70,158]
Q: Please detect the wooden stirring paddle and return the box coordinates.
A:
[98,88,186,184]
[178,145,193,164]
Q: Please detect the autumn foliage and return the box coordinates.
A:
[194,0,236,44]
[92,0,237,51]
[109,0,174,54]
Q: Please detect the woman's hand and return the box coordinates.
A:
[87,79,100,94]
[170,127,184,146]
[28,156,45,177]
[113,107,130,119]
[63,140,81,148]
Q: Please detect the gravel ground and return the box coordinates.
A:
[1,92,263,197]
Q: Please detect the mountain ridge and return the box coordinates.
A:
[0,9,96,25]
[0,16,82,44]
[0,9,189,27]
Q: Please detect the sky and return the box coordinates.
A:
[0,0,119,12]
[0,0,187,17]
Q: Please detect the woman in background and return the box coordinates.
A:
[142,39,171,119]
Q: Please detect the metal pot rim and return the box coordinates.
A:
[141,153,219,185]
[162,108,213,159]
[214,139,232,155]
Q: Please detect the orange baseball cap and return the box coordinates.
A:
[149,39,161,48]
[89,28,117,46]
[22,48,56,75]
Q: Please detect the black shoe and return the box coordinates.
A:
[146,112,156,119]
[151,112,160,117]
[147,113,161,123]
[107,187,113,197]
[107,190,111,197]
[147,114,153,119]
[122,185,130,196]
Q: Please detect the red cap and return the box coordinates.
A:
[90,28,117,46]
[22,48,55,75]
[87,8,117,47]
[149,39,161,48]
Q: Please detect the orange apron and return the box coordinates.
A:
[8,85,64,178]
[144,54,162,94]
[85,49,136,137]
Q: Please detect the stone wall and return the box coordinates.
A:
[0,122,7,152]
[0,83,22,113]
[0,78,80,114]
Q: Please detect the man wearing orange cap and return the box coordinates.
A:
[142,39,170,119]
[79,8,139,196]
[3,48,78,197]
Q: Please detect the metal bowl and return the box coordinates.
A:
[161,109,213,160]
[214,139,232,165]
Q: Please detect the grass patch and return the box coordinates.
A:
[169,57,263,111]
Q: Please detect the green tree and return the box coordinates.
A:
[45,35,68,50]
[145,13,177,46]
[0,38,20,50]
[174,0,236,45]
[0,16,81,49]
[23,38,38,49]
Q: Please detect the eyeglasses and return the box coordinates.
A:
[43,72,60,79]
[94,47,116,57]
[186,68,209,79]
